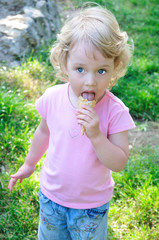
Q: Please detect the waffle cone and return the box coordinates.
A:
[78,96,96,135]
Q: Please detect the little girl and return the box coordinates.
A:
[8,5,135,240]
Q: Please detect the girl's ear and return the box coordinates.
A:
[64,65,68,76]
[114,57,120,69]
[63,57,68,75]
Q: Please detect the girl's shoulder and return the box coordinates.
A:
[44,83,68,96]
[36,83,68,107]
[35,83,69,119]
[104,91,135,134]
[105,90,128,111]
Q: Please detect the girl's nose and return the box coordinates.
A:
[85,73,96,86]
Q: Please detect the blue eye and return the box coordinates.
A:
[98,69,106,74]
[77,67,84,73]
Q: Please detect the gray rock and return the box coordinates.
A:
[0,0,61,66]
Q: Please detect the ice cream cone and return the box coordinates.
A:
[78,96,96,135]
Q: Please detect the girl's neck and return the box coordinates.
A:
[68,84,78,108]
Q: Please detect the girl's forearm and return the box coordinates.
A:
[8,119,49,191]
[90,131,128,172]
[24,121,49,167]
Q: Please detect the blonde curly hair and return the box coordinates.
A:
[50,5,133,89]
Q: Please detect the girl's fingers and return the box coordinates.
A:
[8,171,23,191]
[8,177,18,191]
[10,174,17,178]
[77,115,92,124]
[76,105,100,138]
[77,108,96,120]
[80,104,94,110]
[77,104,95,113]
[77,108,98,125]
[8,164,35,191]
[10,169,24,179]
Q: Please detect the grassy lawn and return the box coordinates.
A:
[0,0,159,239]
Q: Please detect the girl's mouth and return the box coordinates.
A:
[81,91,96,101]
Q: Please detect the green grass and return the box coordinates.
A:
[0,0,159,239]
[0,88,39,239]
[108,147,159,239]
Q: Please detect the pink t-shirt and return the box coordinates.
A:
[35,83,135,209]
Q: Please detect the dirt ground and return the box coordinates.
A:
[128,121,159,149]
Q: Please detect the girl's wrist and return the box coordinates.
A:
[90,130,105,146]
[24,160,36,170]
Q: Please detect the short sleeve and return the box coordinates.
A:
[108,108,135,135]
[35,89,50,119]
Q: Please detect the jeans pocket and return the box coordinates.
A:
[39,189,54,216]
[87,202,110,219]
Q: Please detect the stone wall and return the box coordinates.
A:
[0,0,61,67]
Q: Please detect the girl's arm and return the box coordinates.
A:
[77,105,129,172]
[90,131,129,172]
[8,118,49,191]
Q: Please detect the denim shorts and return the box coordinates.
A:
[38,189,110,240]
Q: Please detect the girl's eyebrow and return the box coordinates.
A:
[99,65,111,68]
[73,63,85,66]
[73,63,111,68]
